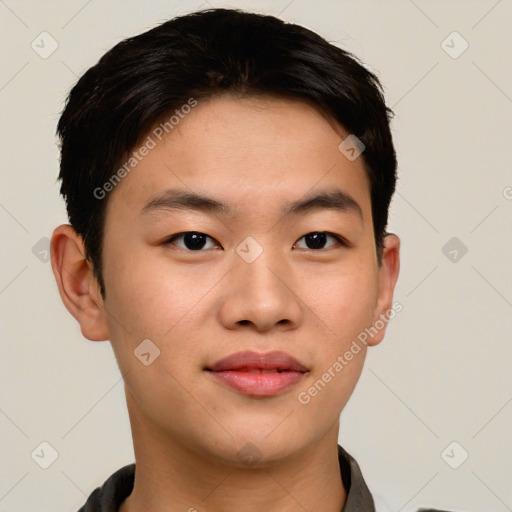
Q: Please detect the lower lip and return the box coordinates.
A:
[207,370,306,396]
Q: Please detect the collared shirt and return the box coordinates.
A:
[77,444,376,511]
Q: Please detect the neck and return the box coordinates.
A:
[119,389,346,512]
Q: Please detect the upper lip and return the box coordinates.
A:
[206,350,309,372]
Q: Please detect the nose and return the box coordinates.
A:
[217,245,304,333]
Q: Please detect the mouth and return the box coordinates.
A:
[205,350,309,397]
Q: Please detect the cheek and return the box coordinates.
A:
[294,263,377,411]
[102,247,217,386]
[103,245,205,339]
[300,262,377,343]
[298,355,365,434]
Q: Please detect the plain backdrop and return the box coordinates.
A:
[1,1,511,511]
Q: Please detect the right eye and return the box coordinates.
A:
[163,231,221,251]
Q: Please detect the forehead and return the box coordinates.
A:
[105,95,371,224]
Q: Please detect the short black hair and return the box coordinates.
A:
[56,7,397,300]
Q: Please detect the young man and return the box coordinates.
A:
[51,8,402,512]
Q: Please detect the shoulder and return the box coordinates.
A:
[76,464,135,512]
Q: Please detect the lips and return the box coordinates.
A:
[205,350,309,396]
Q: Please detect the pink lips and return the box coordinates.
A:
[205,350,309,397]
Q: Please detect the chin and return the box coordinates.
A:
[232,431,308,467]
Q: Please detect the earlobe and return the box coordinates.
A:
[367,233,401,347]
[50,224,109,341]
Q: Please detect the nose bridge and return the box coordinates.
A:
[220,235,302,331]
[234,235,288,297]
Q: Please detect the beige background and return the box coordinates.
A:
[1,0,511,511]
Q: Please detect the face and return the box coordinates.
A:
[81,95,398,466]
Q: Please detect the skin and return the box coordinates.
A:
[51,94,400,512]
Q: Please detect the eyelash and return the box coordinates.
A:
[162,231,350,251]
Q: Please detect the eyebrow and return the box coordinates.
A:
[139,187,363,221]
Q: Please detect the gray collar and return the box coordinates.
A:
[337,444,376,511]
[78,444,375,511]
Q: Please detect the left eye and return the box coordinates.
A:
[294,232,345,250]
[163,231,346,251]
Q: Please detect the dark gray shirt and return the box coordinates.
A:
[77,444,375,511]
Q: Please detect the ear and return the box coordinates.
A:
[367,233,400,347]
[50,224,109,341]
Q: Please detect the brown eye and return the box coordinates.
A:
[164,232,220,251]
[294,232,346,250]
